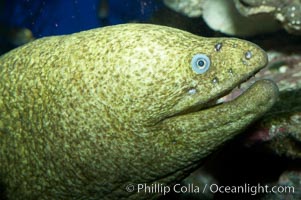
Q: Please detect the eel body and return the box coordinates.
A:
[0,23,278,199]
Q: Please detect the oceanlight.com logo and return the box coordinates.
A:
[125,183,295,196]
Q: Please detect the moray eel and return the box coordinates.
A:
[0,24,278,199]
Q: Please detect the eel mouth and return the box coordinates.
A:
[175,72,260,117]
[212,75,257,105]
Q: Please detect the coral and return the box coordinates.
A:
[163,0,301,35]
[163,0,203,17]
[235,0,301,34]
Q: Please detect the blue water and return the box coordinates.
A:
[0,0,163,38]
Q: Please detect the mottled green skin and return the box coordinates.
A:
[0,24,278,199]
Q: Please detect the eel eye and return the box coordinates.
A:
[191,54,211,74]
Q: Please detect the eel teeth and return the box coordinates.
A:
[216,74,258,104]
